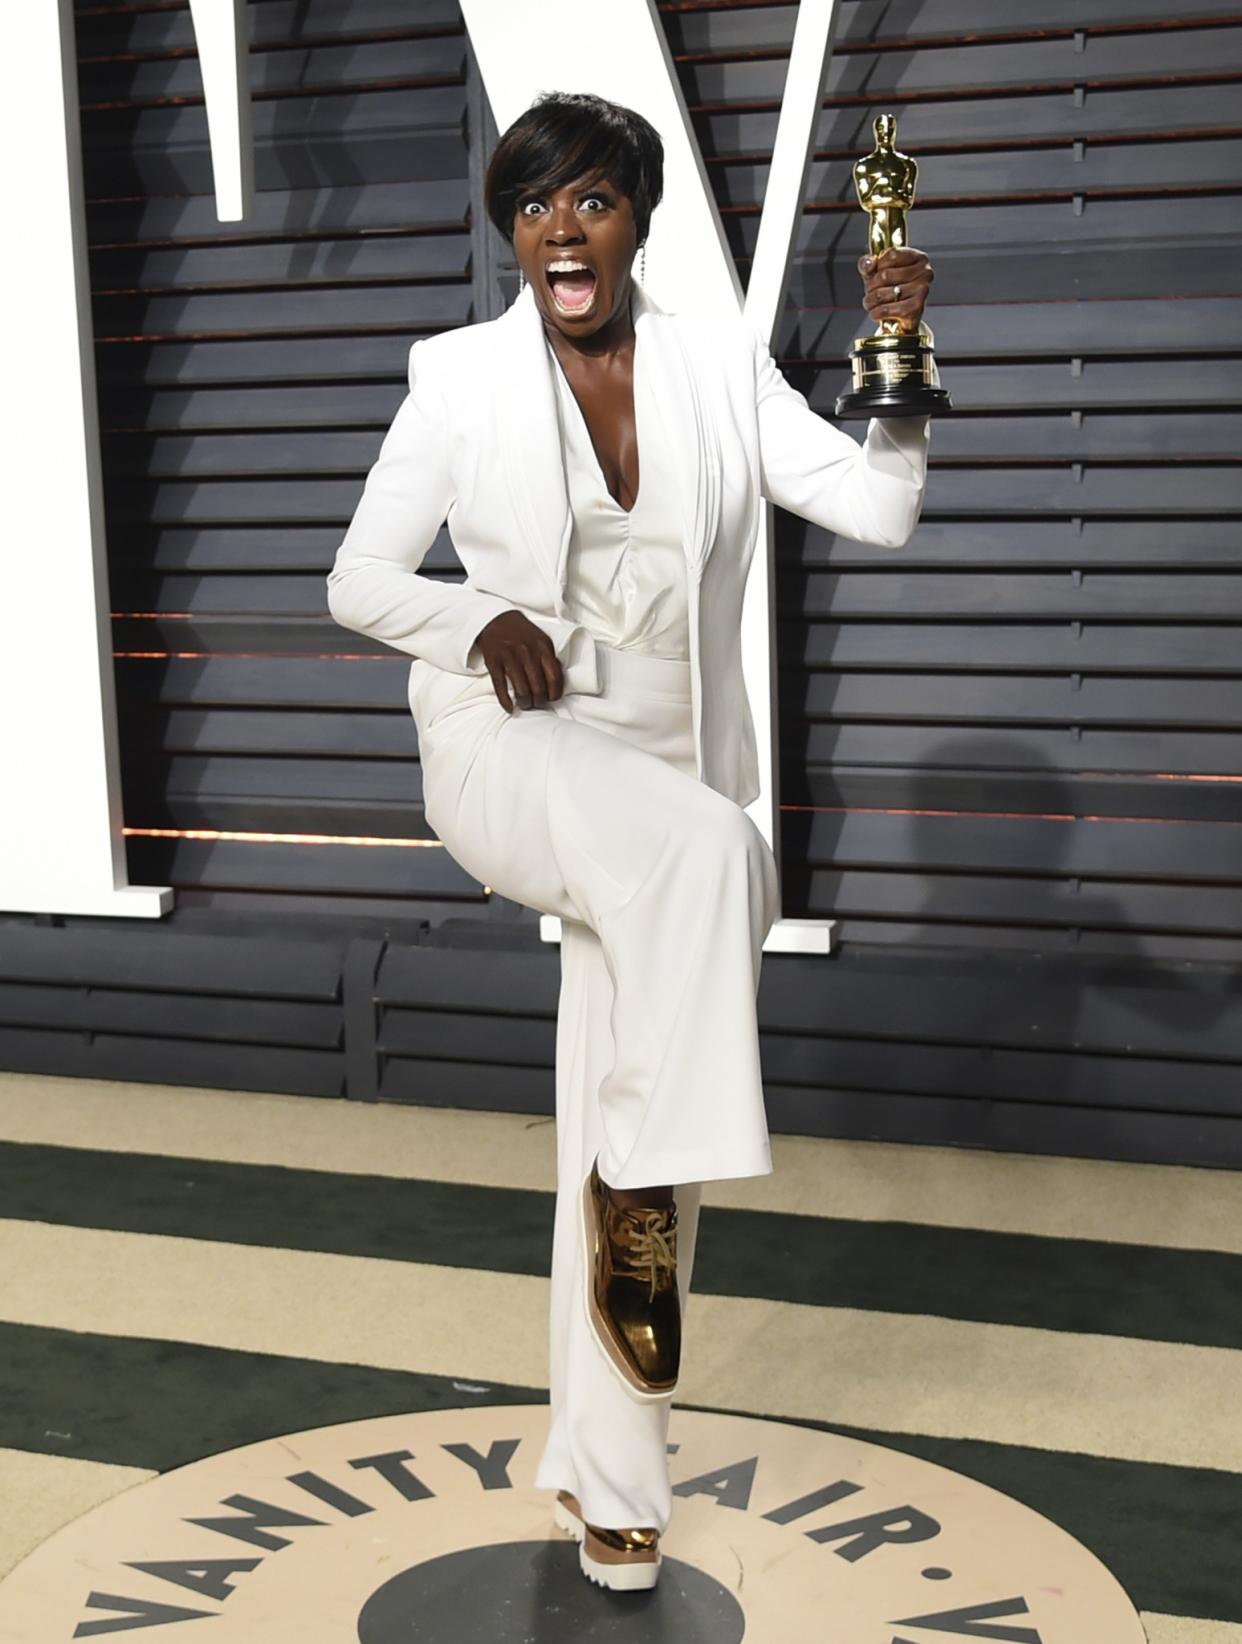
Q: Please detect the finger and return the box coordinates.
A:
[488,659,513,714]
[865,264,927,295]
[866,294,926,327]
[875,245,926,269]
[506,654,533,711]
[520,648,549,708]
[865,264,931,292]
[868,284,927,312]
[868,276,931,306]
[864,267,930,297]
[864,284,928,316]
[541,649,564,703]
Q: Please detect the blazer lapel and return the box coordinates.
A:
[633,283,722,578]
[491,281,723,600]
[493,284,572,605]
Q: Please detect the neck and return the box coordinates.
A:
[543,282,635,363]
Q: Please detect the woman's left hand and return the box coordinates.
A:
[858,245,934,334]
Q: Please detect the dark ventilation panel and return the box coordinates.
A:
[2,0,1236,1162]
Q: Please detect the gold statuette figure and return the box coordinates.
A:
[835,113,952,419]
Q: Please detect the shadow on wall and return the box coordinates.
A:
[781,725,1242,1151]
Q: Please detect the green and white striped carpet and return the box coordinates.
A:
[1,1070,1238,1641]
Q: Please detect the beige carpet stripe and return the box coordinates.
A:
[0,1448,151,1581]
[1141,1617,1242,1644]
[2,1219,1239,1473]
[3,1072,1240,1254]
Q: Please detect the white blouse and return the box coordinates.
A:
[546,330,690,662]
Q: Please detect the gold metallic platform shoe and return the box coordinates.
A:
[581,1158,680,1400]
[555,1489,661,1591]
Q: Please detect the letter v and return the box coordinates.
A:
[73,1588,216,1635]
[462,0,842,949]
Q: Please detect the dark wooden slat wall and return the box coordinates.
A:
[677,0,1242,1158]
[663,3,1242,952]
[3,0,1237,1167]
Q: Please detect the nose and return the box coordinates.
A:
[546,198,584,243]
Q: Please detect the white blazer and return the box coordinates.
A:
[326,280,930,809]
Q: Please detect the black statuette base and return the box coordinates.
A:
[835,382,953,419]
[835,321,953,420]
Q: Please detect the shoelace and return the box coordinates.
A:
[622,1209,677,1302]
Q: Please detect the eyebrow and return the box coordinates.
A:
[519,177,615,202]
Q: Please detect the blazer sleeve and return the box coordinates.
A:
[324,339,513,673]
[752,328,930,548]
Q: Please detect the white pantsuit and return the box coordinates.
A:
[415,642,777,1530]
[325,279,930,1533]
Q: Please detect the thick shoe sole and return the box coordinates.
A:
[554,1495,661,1592]
[579,1164,678,1403]
[553,1495,586,1543]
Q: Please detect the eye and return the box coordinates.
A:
[518,199,546,218]
[580,193,609,212]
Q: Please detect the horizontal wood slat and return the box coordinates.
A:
[86,177,470,245]
[95,336,416,389]
[782,621,1242,672]
[706,83,1242,156]
[93,283,473,342]
[794,519,1242,569]
[798,723,1242,774]
[124,835,478,898]
[114,655,412,710]
[791,768,1242,827]
[125,754,425,807]
[800,673,1242,728]
[794,868,1242,936]
[0,923,344,997]
[90,235,471,298]
[744,195,1236,262]
[796,572,1242,620]
[797,809,1242,882]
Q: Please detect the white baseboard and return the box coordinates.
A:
[539,915,835,954]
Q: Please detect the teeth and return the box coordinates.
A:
[546,259,591,275]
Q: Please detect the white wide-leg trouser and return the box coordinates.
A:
[415,642,781,1533]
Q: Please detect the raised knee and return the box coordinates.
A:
[697,803,780,925]
[694,799,768,873]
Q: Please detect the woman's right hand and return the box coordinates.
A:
[474,611,565,712]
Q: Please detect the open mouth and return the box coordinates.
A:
[545,258,598,315]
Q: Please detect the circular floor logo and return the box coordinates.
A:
[0,1406,1144,1641]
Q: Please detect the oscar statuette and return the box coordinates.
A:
[834,112,953,419]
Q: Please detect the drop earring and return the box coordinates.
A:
[639,242,647,283]
[518,268,526,292]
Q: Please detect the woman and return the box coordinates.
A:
[326,91,932,1592]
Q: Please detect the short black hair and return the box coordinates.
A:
[484,91,664,246]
